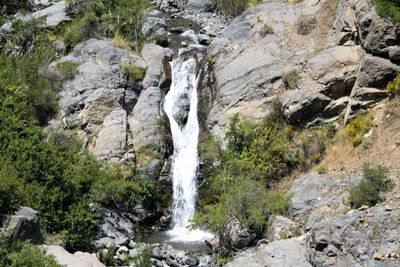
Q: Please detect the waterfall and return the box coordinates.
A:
[164,55,212,242]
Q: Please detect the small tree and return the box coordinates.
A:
[387,74,400,98]
[349,163,394,208]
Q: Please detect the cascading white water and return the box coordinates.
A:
[164,56,212,242]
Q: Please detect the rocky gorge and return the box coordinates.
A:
[0,0,400,266]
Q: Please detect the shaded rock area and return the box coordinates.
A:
[1,207,42,243]
[205,0,399,138]
[46,245,105,267]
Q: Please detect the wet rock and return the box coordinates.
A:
[2,207,42,243]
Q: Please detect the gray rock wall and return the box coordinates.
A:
[206,0,399,138]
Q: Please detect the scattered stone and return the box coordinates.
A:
[2,207,42,243]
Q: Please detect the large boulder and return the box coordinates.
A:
[306,206,400,266]
[45,245,105,267]
[128,44,173,179]
[2,207,42,243]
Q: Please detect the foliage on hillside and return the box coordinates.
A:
[195,109,336,256]
[0,238,62,267]
[64,0,149,50]
[349,163,394,208]
[0,43,154,254]
[374,0,400,23]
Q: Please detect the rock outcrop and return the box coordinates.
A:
[50,39,172,179]
[1,206,42,243]
[205,0,399,138]
[128,44,173,179]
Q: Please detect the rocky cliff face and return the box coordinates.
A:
[50,40,173,179]
[205,0,399,139]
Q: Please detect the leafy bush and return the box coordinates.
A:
[64,0,149,51]
[213,0,262,16]
[121,63,147,83]
[0,50,155,252]
[130,246,152,267]
[373,0,400,24]
[297,16,317,35]
[349,163,394,208]
[316,165,328,174]
[0,238,62,267]
[345,114,373,147]
[282,70,300,90]
[195,114,294,255]
[225,114,295,183]
[99,246,118,266]
[387,74,400,97]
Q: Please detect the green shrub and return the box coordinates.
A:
[282,70,300,90]
[121,64,147,83]
[373,0,400,24]
[64,0,149,51]
[316,165,328,174]
[297,16,317,35]
[0,239,62,267]
[56,61,80,82]
[214,0,262,16]
[387,74,400,97]
[129,246,152,267]
[345,114,373,147]
[349,163,394,208]
[99,246,118,266]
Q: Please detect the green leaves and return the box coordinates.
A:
[349,163,394,208]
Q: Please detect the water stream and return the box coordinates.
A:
[163,55,212,242]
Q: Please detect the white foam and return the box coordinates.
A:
[167,228,214,242]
